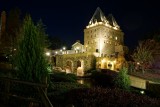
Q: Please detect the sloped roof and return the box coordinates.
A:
[72,41,83,47]
[107,14,120,29]
[89,7,108,25]
[88,7,120,29]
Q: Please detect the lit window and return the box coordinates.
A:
[115,37,118,40]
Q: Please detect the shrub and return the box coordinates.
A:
[69,87,160,107]
[146,81,160,98]
[91,69,118,88]
[50,71,77,82]
[48,82,88,106]
[114,67,131,90]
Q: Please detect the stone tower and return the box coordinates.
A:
[84,7,124,57]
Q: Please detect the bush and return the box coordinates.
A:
[50,72,77,82]
[146,81,160,98]
[114,67,131,90]
[91,69,118,88]
[48,82,88,107]
[69,87,160,107]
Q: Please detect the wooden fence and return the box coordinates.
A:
[0,77,53,107]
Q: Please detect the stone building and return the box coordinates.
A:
[54,7,127,76]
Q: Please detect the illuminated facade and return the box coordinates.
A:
[54,7,126,76]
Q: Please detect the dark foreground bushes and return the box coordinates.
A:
[48,82,88,107]
[68,87,160,107]
[91,69,118,87]
[50,71,77,82]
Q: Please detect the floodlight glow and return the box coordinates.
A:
[46,52,50,56]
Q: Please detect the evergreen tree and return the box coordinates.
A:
[115,67,130,90]
[14,15,48,82]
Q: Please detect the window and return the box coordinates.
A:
[115,37,118,40]
[96,49,99,52]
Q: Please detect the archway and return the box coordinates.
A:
[76,60,84,76]
[65,60,73,73]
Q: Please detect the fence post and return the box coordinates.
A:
[4,78,10,105]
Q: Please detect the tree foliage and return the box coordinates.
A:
[115,67,130,90]
[132,39,156,73]
[48,36,66,50]
[14,15,48,82]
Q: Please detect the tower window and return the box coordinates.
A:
[115,37,118,40]
[96,49,99,52]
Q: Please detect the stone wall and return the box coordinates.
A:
[55,53,96,74]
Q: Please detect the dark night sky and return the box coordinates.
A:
[1,0,160,50]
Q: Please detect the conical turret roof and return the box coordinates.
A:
[107,14,120,29]
[89,7,108,25]
[87,7,120,30]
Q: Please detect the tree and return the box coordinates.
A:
[6,8,22,67]
[132,39,156,73]
[14,15,48,82]
[48,36,66,50]
[115,67,130,90]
